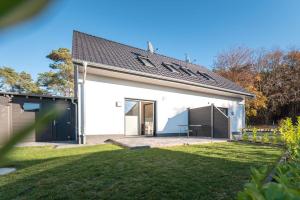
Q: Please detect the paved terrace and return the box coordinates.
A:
[106,136,227,149]
[15,137,228,149]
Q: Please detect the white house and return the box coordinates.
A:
[72,31,253,144]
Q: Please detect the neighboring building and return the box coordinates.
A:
[0,92,76,144]
[72,31,254,144]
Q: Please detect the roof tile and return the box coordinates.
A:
[72,31,251,96]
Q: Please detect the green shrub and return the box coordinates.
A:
[238,156,300,200]
[238,117,300,199]
[252,127,258,142]
[262,133,269,144]
[242,129,249,142]
[279,117,300,156]
[270,129,277,145]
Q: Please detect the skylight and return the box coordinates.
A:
[162,62,179,73]
[137,56,156,68]
[197,71,215,81]
[186,68,197,76]
[180,66,196,76]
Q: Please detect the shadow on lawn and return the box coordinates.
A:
[0,144,281,200]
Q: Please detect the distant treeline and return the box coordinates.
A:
[0,48,73,97]
[213,46,300,125]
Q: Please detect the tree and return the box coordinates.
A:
[37,48,74,97]
[0,67,41,94]
[213,47,267,119]
[260,49,300,120]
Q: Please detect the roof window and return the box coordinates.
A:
[170,63,196,76]
[180,66,197,76]
[137,56,156,68]
[197,71,215,81]
[162,62,179,73]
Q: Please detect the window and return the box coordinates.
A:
[197,71,215,81]
[23,103,40,112]
[162,62,179,73]
[180,66,196,76]
[137,56,156,68]
[186,68,197,76]
[170,63,196,76]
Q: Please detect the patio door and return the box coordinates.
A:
[125,99,155,136]
[141,102,154,136]
[125,100,140,136]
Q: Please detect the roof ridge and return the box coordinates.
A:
[73,30,207,71]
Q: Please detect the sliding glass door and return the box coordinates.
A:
[125,99,155,136]
[125,100,140,136]
[142,102,154,136]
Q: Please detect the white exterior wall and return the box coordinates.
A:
[80,74,245,136]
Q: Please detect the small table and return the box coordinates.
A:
[189,125,203,137]
[177,124,202,137]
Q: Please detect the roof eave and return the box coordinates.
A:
[0,91,74,100]
[72,58,255,98]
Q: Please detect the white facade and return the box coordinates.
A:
[78,70,245,139]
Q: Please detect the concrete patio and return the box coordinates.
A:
[105,136,227,149]
[14,137,228,149]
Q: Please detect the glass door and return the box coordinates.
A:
[125,100,140,136]
[142,102,154,136]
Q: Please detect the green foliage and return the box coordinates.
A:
[262,133,270,144]
[242,129,249,141]
[37,48,74,97]
[0,105,62,163]
[270,129,278,145]
[252,127,258,142]
[0,47,73,96]
[279,117,300,156]
[238,117,300,200]
[237,166,268,200]
[0,0,51,30]
[0,67,42,94]
[238,155,300,200]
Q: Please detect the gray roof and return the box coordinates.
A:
[72,31,252,97]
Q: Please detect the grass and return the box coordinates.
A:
[0,142,283,200]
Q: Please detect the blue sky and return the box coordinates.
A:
[0,0,300,80]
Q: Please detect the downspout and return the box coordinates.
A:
[72,64,79,143]
[81,61,88,144]
[71,98,78,143]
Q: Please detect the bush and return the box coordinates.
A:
[252,127,258,142]
[242,129,249,142]
[279,117,300,156]
[270,129,278,145]
[238,117,300,199]
[262,133,270,144]
[237,155,300,200]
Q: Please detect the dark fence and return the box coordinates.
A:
[188,106,212,137]
[188,105,230,139]
[213,106,230,138]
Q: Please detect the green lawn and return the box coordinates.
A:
[0,142,282,200]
